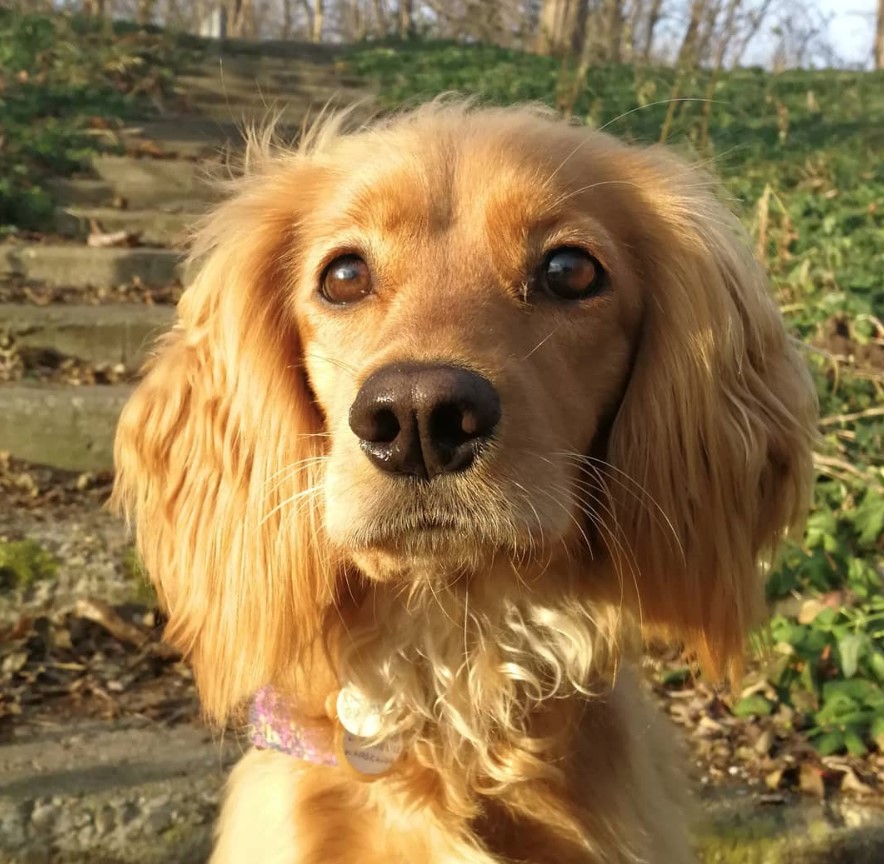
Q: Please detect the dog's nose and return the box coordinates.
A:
[348,363,501,480]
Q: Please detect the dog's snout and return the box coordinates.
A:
[349,363,501,480]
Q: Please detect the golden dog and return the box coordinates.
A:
[114,102,817,863]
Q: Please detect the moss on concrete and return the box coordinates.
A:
[0,539,57,593]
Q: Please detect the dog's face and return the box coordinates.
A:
[293,122,643,577]
[114,105,816,720]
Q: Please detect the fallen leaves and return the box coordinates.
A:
[0,336,130,386]
[0,451,113,510]
[0,601,194,734]
[649,652,884,802]
[0,273,182,306]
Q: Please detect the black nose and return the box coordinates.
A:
[348,363,501,480]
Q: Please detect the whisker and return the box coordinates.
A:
[597,97,722,134]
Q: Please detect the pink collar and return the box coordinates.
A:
[249,686,338,766]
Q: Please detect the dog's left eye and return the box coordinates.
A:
[540,247,607,301]
[320,254,373,305]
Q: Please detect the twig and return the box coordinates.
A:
[813,454,883,489]
[74,598,179,660]
[820,407,884,427]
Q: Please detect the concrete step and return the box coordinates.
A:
[0,245,183,289]
[0,719,238,864]
[176,75,366,103]
[51,160,217,209]
[48,178,117,207]
[178,67,365,91]
[188,39,346,63]
[1,304,175,368]
[54,206,197,246]
[118,101,377,157]
[0,383,131,471]
[119,117,249,157]
[174,96,372,127]
[2,716,884,864]
[91,156,217,207]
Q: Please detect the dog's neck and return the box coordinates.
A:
[258,557,630,794]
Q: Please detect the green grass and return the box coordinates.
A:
[0,10,197,232]
[345,41,884,755]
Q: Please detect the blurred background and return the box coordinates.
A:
[0,1,881,862]
[25,0,884,68]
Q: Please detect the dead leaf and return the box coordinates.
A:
[798,598,826,624]
[87,229,135,248]
[755,728,775,756]
[765,768,784,790]
[839,767,874,796]
[799,762,825,797]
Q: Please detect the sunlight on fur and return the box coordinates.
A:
[113,100,817,864]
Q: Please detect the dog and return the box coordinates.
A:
[113,102,817,863]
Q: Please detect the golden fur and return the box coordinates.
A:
[113,102,817,863]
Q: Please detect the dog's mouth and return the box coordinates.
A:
[355,512,467,550]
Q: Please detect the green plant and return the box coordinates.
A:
[0,10,194,231]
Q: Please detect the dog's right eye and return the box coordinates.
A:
[320,254,373,305]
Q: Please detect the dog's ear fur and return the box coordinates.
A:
[113,161,333,723]
[605,147,817,679]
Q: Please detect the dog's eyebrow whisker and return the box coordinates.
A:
[544,178,642,212]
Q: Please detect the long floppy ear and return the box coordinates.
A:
[606,147,817,680]
[113,155,333,723]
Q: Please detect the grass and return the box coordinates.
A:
[0,10,197,232]
[345,40,884,755]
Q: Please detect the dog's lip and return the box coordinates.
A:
[353,515,463,548]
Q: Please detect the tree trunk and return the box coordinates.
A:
[83,0,107,15]
[372,0,388,36]
[875,0,884,69]
[641,0,664,62]
[603,0,625,63]
[398,0,415,38]
[536,0,587,57]
[137,0,156,25]
[675,0,708,67]
[312,0,323,42]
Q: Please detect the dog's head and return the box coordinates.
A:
[114,104,816,721]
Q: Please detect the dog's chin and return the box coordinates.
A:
[345,532,485,582]
[340,520,510,583]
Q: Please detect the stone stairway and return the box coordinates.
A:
[0,43,374,473]
[0,43,373,864]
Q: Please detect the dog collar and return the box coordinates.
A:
[249,686,338,766]
[249,684,404,778]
